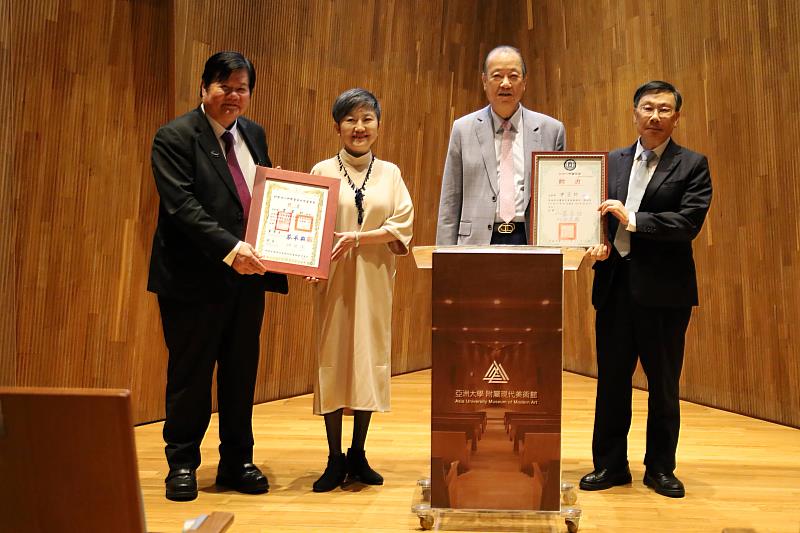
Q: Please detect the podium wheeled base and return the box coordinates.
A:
[411,478,581,532]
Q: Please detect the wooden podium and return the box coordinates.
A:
[0,388,235,533]
[413,245,584,518]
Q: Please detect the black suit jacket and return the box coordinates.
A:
[148,107,288,302]
[592,139,712,309]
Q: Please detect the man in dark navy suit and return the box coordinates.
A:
[148,51,288,501]
[579,81,712,498]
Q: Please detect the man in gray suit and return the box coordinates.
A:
[436,46,566,245]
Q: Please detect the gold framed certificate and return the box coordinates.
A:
[245,167,340,279]
[530,152,608,247]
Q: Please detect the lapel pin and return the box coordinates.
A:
[210,150,221,158]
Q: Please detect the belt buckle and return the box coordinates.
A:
[497,222,515,234]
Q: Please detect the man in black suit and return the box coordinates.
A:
[579,81,712,498]
[148,51,288,501]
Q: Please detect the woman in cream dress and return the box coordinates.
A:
[307,88,414,492]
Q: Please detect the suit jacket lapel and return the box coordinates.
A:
[608,144,636,240]
[522,106,541,211]
[193,109,241,203]
[641,139,681,205]
[237,118,267,166]
[475,106,498,192]
[615,143,637,203]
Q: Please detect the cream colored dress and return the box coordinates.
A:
[310,150,414,415]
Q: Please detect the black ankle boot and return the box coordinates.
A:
[312,453,347,492]
[346,448,384,485]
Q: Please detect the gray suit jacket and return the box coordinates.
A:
[436,105,566,245]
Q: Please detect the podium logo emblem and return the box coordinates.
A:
[483,360,510,384]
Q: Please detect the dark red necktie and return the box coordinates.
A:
[221,130,251,220]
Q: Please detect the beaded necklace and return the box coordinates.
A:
[337,153,375,225]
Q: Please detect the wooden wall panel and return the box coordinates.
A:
[9,0,171,421]
[526,0,800,427]
[0,0,13,385]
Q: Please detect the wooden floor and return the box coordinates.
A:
[136,370,800,533]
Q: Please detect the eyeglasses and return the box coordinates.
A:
[637,104,675,117]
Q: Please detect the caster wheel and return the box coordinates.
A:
[419,514,434,530]
[566,517,579,533]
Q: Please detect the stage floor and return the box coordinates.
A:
[135,370,800,532]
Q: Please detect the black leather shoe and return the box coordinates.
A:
[644,470,685,498]
[165,468,197,501]
[216,463,269,494]
[346,448,384,485]
[579,467,632,491]
[313,453,347,492]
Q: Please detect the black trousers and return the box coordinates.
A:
[592,261,692,474]
[158,287,265,470]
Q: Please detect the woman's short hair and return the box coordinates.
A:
[332,88,381,124]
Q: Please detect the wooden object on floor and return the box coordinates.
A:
[0,387,145,533]
[189,511,234,533]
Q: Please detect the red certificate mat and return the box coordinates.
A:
[245,167,339,279]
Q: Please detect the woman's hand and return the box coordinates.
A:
[304,276,320,284]
[331,231,358,261]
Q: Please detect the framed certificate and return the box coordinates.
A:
[244,167,339,279]
[530,152,608,247]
